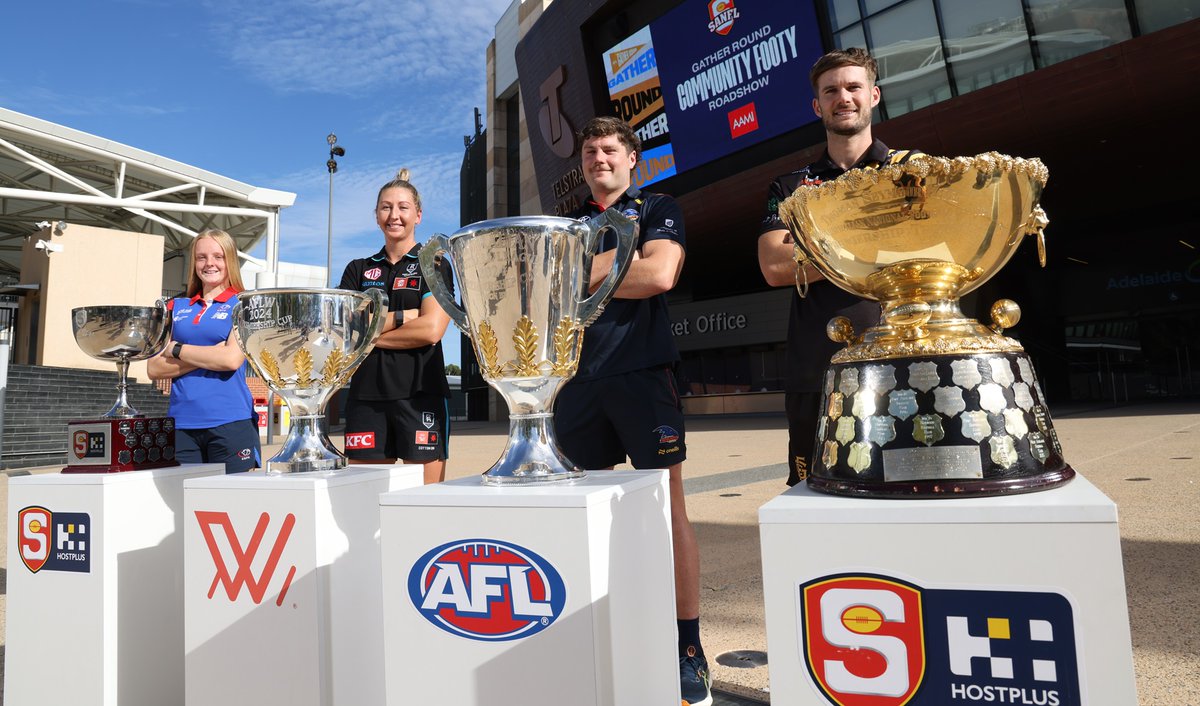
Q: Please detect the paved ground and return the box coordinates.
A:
[2,401,1197,704]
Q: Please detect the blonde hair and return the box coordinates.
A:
[376,168,422,211]
[185,228,245,297]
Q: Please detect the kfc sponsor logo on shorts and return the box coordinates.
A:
[365,267,383,280]
[345,432,376,449]
[415,431,439,446]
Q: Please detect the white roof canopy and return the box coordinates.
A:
[0,107,295,277]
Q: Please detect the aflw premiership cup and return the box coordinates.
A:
[67,303,177,472]
[780,152,1074,498]
[234,288,387,473]
[421,211,637,484]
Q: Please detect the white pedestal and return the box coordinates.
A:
[379,470,679,706]
[183,465,423,706]
[759,474,1137,706]
[5,464,224,706]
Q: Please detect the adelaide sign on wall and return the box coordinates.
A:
[601,0,823,189]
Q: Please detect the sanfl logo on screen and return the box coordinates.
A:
[707,0,740,35]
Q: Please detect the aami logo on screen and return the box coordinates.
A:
[408,539,566,641]
[728,102,758,138]
[799,574,1082,706]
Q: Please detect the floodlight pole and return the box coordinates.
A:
[326,133,344,286]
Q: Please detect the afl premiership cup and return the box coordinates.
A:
[780,152,1074,497]
[66,303,177,472]
[234,287,387,473]
[421,211,637,484]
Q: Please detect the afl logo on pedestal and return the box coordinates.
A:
[408,539,566,641]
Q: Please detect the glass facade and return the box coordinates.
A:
[829,0,1187,118]
[1135,0,1198,33]
[680,345,789,396]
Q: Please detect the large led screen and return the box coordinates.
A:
[601,0,823,188]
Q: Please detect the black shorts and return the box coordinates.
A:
[343,394,448,461]
[785,391,822,486]
[555,367,686,469]
[176,418,260,473]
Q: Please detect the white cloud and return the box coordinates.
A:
[0,84,184,118]
[267,150,467,273]
[204,0,509,98]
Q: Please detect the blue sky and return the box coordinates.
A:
[1,0,513,367]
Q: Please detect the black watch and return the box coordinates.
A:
[394,311,405,328]
[172,342,184,358]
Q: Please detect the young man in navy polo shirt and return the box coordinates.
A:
[758,48,918,486]
[555,116,710,706]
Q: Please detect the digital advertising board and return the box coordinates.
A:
[600,0,824,188]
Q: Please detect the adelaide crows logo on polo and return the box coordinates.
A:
[800,574,1082,706]
[408,539,566,641]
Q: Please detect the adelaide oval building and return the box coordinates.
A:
[461,0,1200,417]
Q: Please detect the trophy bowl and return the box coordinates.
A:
[779,152,1073,498]
[421,211,636,484]
[72,303,172,418]
[234,287,387,473]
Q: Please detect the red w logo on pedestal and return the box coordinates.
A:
[195,510,297,607]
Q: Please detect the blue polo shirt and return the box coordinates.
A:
[167,288,254,429]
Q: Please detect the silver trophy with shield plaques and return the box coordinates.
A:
[66,302,177,472]
[234,287,387,473]
[420,211,637,484]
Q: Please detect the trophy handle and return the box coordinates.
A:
[792,241,811,299]
[576,209,637,326]
[419,234,469,333]
[364,287,389,346]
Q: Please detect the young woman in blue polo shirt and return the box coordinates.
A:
[148,229,260,473]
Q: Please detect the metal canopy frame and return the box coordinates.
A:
[0,107,295,278]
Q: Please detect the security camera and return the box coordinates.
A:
[35,220,51,230]
[34,240,63,254]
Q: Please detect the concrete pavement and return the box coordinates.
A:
[2,401,1196,703]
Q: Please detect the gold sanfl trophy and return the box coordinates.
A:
[780,152,1074,497]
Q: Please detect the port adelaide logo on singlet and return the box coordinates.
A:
[407,539,566,641]
[799,574,1082,706]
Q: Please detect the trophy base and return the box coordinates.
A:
[62,417,179,474]
[808,464,1075,499]
[266,415,347,474]
[809,350,1074,499]
[482,412,586,485]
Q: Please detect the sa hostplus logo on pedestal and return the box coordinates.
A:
[799,574,1083,706]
